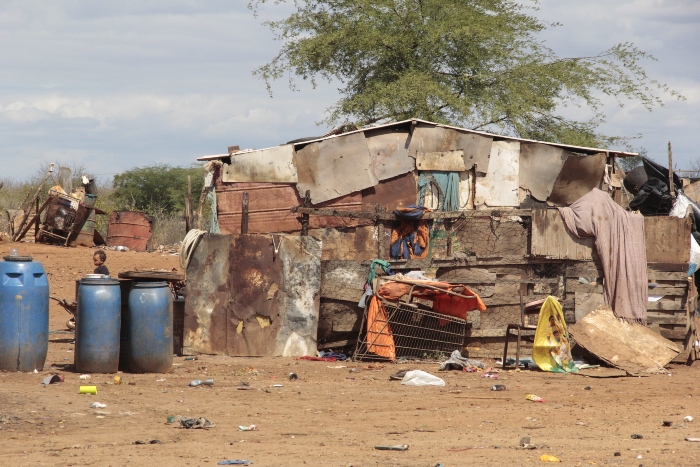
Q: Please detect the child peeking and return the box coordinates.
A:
[93,249,110,276]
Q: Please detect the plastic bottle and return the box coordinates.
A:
[189,379,214,387]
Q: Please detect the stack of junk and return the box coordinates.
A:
[173,118,698,371]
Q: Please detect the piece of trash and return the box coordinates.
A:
[189,379,215,387]
[584,386,591,390]
[90,402,107,409]
[685,438,700,442]
[662,420,673,427]
[185,357,198,361]
[539,454,561,462]
[180,417,215,429]
[389,369,411,381]
[288,373,298,381]
[374,444,409,451]
[239,424,257,431]
[167,416,175,424]
[482,372,499,379]
[272,384,284,388]
[614,452,621,456]
[491,385,507,391]
[79,386,97,395]
[631,434,643,439]
[401,370,445,387]
[42,374,64,386]
[133,439,162,444]
[113,376,122,385]
[526,394,545,402]
[79,374,90,380]
[685,416,694,422]
[218,461,252,466]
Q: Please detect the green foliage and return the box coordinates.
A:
[112,164,205,215]
[252,0,683,148]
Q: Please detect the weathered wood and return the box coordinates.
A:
[568,305,679,375]
[376,204,385,259]
[647,271,689,281]
[241,191,249,235]
[647,286,688,297]
[644,216,690,263]
[660,328,690,340]
[531,209,594,260]
[646,311,689,325]
[647,263,689,272]
[647,300,686,311]
[565,278,603,294]
[294,206,533,220]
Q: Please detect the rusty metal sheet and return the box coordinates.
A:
[183,233,232,356]
[416,150,466,171]
[216,181,364,234]
[519,143,569,202]
[295,132,378,203]
[182,233,320,357]
[361,172,417,212]
[222,145,298,183]
[408,123,492,173]
[548,153,606,206]
[105,211,154,251]
[474,141,520,208]
[364,127,414,181]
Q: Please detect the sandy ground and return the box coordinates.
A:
[1,242,700,466]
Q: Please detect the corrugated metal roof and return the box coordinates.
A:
[197,118,638,161]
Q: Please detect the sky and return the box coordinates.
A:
[0,1,698,184]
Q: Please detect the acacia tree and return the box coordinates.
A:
[252,0,683,148]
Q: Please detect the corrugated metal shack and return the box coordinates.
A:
[186,119,697,362]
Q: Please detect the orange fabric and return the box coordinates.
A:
[365,295,396,360]
[390,221,430,259]
[376,280,486,319]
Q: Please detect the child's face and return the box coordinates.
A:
[93,255,104,267]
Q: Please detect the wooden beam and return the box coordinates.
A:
[241,191,249,235]
[293,206,533,221]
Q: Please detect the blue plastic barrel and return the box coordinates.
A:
[126,281,173,373]
[74,277,121,373]
[0,255,49,371]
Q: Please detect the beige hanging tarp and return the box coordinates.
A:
[222,145,298,183]
[519,143,569,202]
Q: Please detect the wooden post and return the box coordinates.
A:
[300,190,311,236]
[184,176,194,232]
[34,198,40,239]
[668,141,676,200]
[13,166,54,241]
[376,204,385,259]
[241,191,249,235]
[468,168,476,210]
[445,218,453,257]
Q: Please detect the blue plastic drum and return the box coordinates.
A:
[0,254,49,371]
[126,281,173,373]
[74,277,121,373]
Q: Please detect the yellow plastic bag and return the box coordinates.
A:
[532,296,577,373]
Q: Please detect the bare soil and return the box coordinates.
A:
[1,242,700,466]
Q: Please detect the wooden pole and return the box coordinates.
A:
[300,190,311,236]
[376,204,385,258]
[34,197,40,239]
[668,141,676,200]
[241,191,249,235]
[184,176,194,232]
[446,219,453,257]
[13,165,55,241]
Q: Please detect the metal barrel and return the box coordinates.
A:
[0,256,49,371]
[75,277,121,373]
[125,281,173,373]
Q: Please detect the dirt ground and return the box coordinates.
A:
[1,242,700,466]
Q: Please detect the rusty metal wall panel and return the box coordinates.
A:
[361,172,417,212]
[216,181,364,234]
[105,211,154,251]
[295,132,378,203]
[309,226,382,261]
[408,123,492,174]
[183,233,232,356]
[519,143,569,202]
[364,127,414,181]
[222,144,298,183]
[217,182,304,234]
[548,153,606,206]
[275,235,322,356]
[183,233,320,357]
[474,141,520,208]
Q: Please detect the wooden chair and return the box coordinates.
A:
[502,292,547,369]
